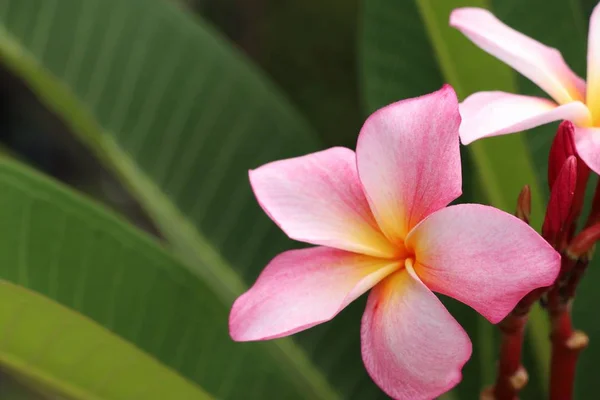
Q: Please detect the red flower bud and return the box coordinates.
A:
[515,185,531,224]
[547,121,590,235]
[548,122,576,188]
[542,156,577,249]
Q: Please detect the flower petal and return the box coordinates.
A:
[450,7,585,104]
[587,3,600,121]
[459,91,591,145]
[361,263,471,400]
[356,85,462,244]
[574,126,600,175]
[405,204,560,324]
[250,147,398,258]
[230,247,399,341]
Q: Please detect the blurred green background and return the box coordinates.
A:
[0,0,598,398]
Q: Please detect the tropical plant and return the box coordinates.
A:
[0,0,598,398]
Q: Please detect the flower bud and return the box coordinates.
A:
[542,156,577,249]
[548,121,576,188]
[515,185,531,224]
[548,121,590,229]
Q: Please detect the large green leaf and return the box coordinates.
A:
[257,0,363,148]
[0,0,386,398]
[0,280,210,400]
[0,157,335,399]
[0,369,47,399]
[581,0,599,22]
[203,0,364,147]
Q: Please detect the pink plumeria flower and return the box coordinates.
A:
[229,86,560,400]
[450,6,600,174]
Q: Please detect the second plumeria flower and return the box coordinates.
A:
[450,5,600,174]
[229,86,560,400]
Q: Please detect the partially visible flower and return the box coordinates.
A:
[229,86,560,400]
[450,6,600,174]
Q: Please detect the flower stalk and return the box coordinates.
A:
[545,231,593,400]
[491,302,531,400]
[548,301,589,400]
[487,286,550,400]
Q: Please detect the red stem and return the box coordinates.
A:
[486,288,544,399]
[546,210,593,399]
[549,305,588,400]
[493,314,528,400]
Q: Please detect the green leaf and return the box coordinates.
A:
[359,0,444,113]
[0,280,211,400]
[0,370,47,399]
[0,157,337,399]
[0,0,385,398]
[581,0,598,19]
[257,0,363,148]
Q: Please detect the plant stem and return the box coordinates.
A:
[484,288,544,400]
[549,303,588,400]
[492,313,528,400]
[545,256,590,400]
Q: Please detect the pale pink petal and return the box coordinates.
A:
[459,91,591,144]
[405,204,560,324]
[230,247,399,341]
[356,85,461,245]
[574,126,600,175]
[249,147,398,258]
[450,8,586,104]
[361,262,471,400]
[587,3,600,121]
